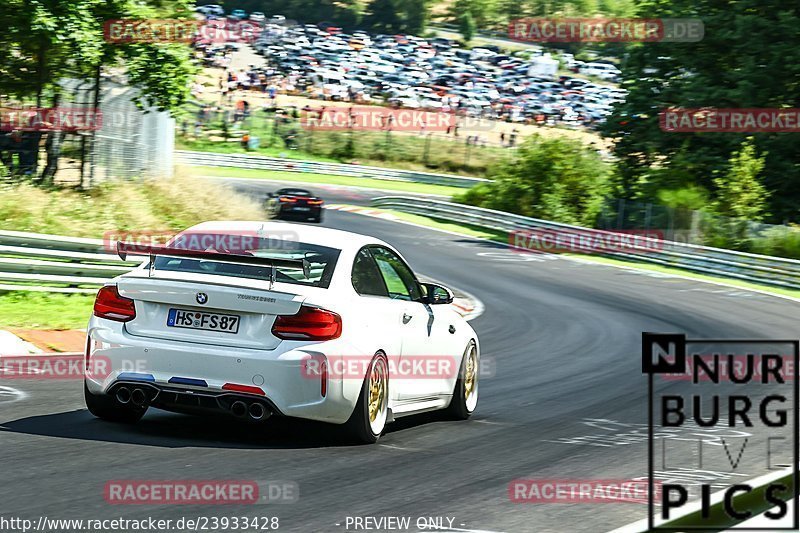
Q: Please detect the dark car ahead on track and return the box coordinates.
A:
[266,187,324,223]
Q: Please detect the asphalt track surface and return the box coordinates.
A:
[1,178,798,533]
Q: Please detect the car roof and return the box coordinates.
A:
[184,221,387,253]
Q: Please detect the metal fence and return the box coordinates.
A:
[176,150,489,188]
[0,79,174,186]
[371,196,800,290]
[87,79,175,182]
[69,78,176,183]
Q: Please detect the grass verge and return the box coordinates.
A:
[0,173,266,330]
[191,165,464,197]
[0,172,264,238]
[361,206,800,300]
[0,293,94,330]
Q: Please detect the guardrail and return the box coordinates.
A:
[0,230,138,294]
[5,198,800,293]
[0,230,481,318]
[175,150,488,189]
[371,196,800,291]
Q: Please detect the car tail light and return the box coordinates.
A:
[279,196,296,203]
[272,306,342,341]
[93,285,136,322]
[307,199,324,205]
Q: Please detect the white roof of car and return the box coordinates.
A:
[184,220,384,253]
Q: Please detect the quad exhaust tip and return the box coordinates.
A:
[131,388,148,407]
[249,402,267,421]
[231,401,248,418]
[115,386,131,405]
[230,400,270,421]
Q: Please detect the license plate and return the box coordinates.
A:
[167,308,240,333]
[293,206,310,211]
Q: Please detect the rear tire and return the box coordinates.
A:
[446,341,479,419]
[344,353,388,444]
[84,382,146,424]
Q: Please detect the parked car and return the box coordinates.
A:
[197,4,224,17]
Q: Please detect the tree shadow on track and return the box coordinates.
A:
[0,408,449,450]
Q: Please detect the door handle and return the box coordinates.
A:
[402,313,413,324]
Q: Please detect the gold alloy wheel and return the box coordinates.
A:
[464,346,477,402]
[368,358,387,423]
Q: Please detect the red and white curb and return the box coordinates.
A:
[326,204,404,221]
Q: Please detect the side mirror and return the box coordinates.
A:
[421,282,454,305]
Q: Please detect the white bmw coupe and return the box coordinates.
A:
[84,221,479,443]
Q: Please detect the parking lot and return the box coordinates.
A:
[193,10,627,132]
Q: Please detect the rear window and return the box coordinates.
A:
[278,189,312,196]
[151,233,340,288]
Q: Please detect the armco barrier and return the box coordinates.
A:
[0,230,481,317]
[0,230,139,294]
[175,150,488,189]
[3,198,800,293]
[370,196,800,290]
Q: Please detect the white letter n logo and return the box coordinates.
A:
[642,333,686,374]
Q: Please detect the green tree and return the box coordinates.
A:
[604,0,800,223]
[457,135,611,226]
[713,138,768,222]
[365,0,404,32]
[0,0,196,184]
[404,0,430,34]
[451,0,497,27]
[458,11,476,43]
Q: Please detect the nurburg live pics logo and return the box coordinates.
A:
[642,333,799,530]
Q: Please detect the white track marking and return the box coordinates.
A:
[0,386,27,404]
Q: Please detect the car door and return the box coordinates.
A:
[350,247,404,402]
[368,246,452,401]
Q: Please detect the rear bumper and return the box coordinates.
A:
[105,380,283,420]
[277,205,322,219]
[86,319,361,424]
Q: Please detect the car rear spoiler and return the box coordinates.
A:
[117,242,310,288]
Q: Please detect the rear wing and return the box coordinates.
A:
[117,242,310,289]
